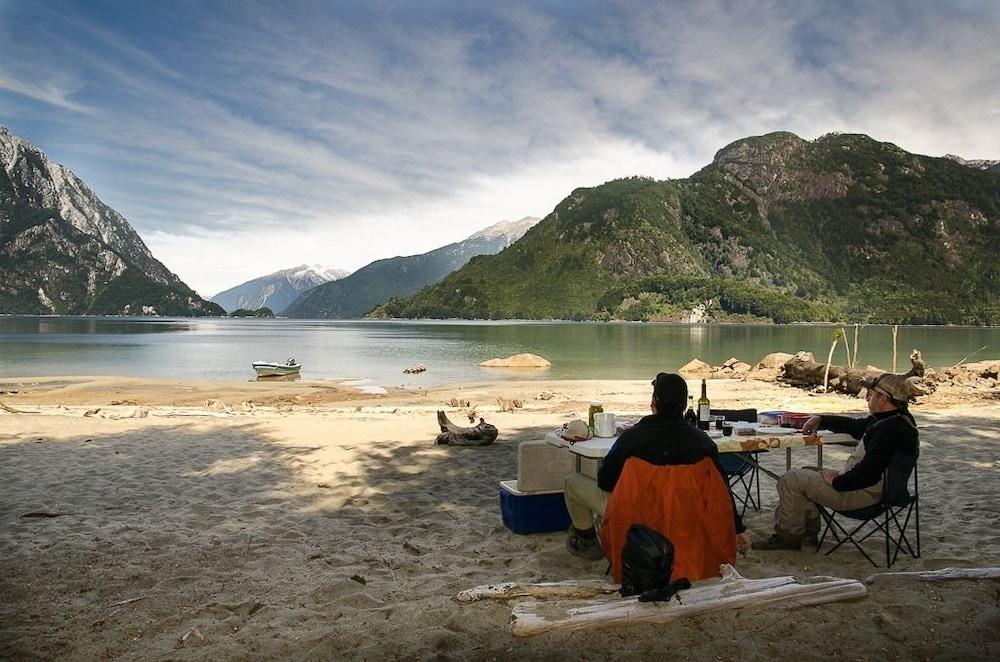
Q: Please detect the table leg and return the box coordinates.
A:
[738,452,781,482]
[817,445,823,469]
[785,447,792,471]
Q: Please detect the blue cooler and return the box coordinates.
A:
[499,480,571,534]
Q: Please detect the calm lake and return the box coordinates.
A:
[1,316,996,388]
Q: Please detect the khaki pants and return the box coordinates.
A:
[564,473,610,531]
[775,468,881,536]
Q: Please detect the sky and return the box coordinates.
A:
[2,0,999,296]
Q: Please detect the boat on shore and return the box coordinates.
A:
[252,358,301,378]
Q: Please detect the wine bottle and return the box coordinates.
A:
[684,396,697,426]
[698,379,711,430]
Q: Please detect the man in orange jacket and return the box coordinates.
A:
[563,372,751,559]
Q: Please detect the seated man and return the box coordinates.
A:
[755,373,919,551]
[563,372,749,559]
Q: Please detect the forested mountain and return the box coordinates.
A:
[211,264,349,314]
[371,132,1000,324]
[284,217,538,318]
[0,126,223,316]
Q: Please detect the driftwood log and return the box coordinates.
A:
[865,567,1000,585]
[780,350,932,398]
[435,411,498,446]
[489,565,866,637]
[454,579,618,603]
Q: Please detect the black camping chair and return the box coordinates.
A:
[813,453,920,567]
[712,408,761,516]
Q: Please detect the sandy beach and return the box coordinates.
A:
[1,375,998,660]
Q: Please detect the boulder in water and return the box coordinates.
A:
[678,358,712,375]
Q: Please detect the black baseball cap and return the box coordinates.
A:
[651,372,688,415]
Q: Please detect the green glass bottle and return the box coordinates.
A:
[698,379,711,430]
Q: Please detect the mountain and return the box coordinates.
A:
[944,154,1000,173]
[370,132,1000,325]
[0,127,223,316]
[284,217,539,318]
[211,264,349,313]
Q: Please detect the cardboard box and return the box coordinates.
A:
[499,480,571,534]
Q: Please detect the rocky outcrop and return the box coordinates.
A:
[0,126,222,316]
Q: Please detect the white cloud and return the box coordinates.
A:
[3,1,999,295]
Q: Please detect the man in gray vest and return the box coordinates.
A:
[755,373,919,551]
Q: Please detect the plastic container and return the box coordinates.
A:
[500,480,571,534]
[758,410,811,429]
[517,441,575,492]
[758,411,783,426]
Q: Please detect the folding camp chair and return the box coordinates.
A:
[813,453,920,567]
[711,408,761,516]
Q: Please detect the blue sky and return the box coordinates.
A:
[2,0,999,295]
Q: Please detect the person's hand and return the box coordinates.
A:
[820,469,839,486]
[736,532,751,553]
[802,415,822,436]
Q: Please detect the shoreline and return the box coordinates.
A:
[2,376,998,658]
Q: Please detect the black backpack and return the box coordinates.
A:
[620,524,691,602]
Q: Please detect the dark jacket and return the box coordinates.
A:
[597,412,745,533]
[821,409,919,492]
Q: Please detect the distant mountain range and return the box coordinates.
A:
[284,216,539,318]
[211,264,349,313]
[371,132,1000,325]
[0,126,223,316]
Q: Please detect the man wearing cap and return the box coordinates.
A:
[755,372,919,551]
[563,372,750,559]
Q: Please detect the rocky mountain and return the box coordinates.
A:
[370,132,1000,325]
[284,217,539,318]
[211,264,349,314]
[944,154,1000,173]
[0,126,223,316]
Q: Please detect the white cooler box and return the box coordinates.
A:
[516,440,600,491]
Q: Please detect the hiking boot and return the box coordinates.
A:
[566,531,605,560]
[754,532,803,551]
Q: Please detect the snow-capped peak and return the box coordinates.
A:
[464,216,540,244]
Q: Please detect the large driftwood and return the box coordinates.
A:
[454,580,618,603]
[435,411,498,446]
[865,567,1000,585]
[506,565,866,637]
[780,350,930,397]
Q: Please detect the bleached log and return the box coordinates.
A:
[508,568,866,637]
[454,580,618,603]
[781,351,931,397]
[865,567,1000,585]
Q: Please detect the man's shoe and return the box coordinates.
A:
[754,532,803,551]
[566,532,605,560]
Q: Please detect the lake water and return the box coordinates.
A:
[1,316,996,388]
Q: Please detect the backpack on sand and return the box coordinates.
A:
[620,524,691,602]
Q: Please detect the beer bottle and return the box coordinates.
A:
[698,379,711,430]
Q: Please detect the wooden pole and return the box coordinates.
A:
[852,324,860,368]
[892,325,898,373]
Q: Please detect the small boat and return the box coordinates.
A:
[252,358,302,377]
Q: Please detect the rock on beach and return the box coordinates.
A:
[479,353,551,368]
